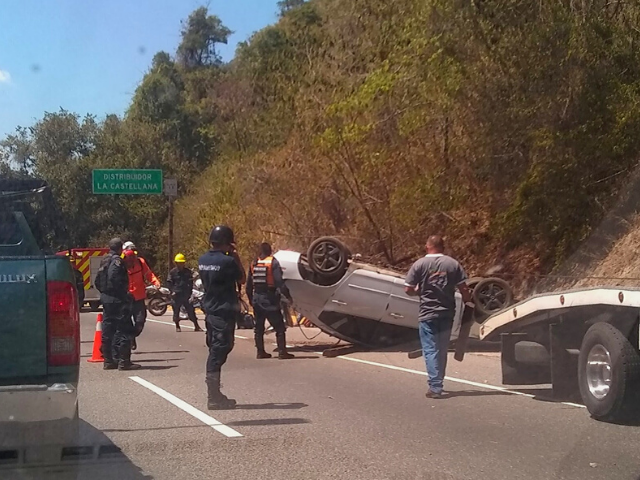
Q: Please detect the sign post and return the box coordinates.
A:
[164,179,178,274]
[92,169,163,195]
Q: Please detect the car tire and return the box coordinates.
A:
[578,322,640,422]
[89,301,101,312]
[148,297,168,316]
[472,277,513,317]
[307,236,350,280]
[466,278,483,324]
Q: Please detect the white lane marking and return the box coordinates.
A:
[129,376,243,438]
[146,318,195,329]
[145,318,248,339]
[315,353,587,409]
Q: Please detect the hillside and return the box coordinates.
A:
[175,0,640,284]
[2,1,640,282]
[539,166,640,293]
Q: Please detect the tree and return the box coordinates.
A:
[176,7,232,68]
[278,0,306,16]
[0,127,34,173]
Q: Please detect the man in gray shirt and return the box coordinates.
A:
[405,235,471,398]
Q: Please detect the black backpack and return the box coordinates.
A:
[94,255,113,294]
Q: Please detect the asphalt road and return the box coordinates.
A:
[14,311,640,480]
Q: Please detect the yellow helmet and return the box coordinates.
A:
[174,253,186,263]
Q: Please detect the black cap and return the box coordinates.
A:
[209,225,234,245]
[109,237,123,252]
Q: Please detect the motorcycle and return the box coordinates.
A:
[146,285,173,316]
[146,277,204,318]
[190,279,205,313]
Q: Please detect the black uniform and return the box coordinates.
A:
[167,266,200,329]
[198,249,243,375]
[100,252,134,367]
[246,256,292,356]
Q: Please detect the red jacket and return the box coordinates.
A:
[127,257,160,301]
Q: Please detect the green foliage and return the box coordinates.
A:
[176,7,232,68]
[4,2,640,278]
[278,0,307,16]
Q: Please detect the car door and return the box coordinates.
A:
[325,269,393,322]
[381,278,420,328]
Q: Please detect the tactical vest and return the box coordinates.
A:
[251,256,275,292]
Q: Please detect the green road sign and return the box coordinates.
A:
[92,169,163,195]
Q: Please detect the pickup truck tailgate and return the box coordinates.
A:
[0,258,47,379]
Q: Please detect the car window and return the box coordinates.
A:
[0,211,22,245]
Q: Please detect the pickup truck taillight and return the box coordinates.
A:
[47,280,80,366]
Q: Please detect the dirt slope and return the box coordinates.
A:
[537,164,640,293]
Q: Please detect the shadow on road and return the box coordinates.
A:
[235,402,308,410]
[226,418,311,427]
[136,365,177,371]
[298,338,501,359]
[1,419,153,480]
[272,355,320,360]
[103,425,210,433]
[515,388,584,405]
[132,350,190,355]
[133,358,185,363]
[443,390,512,398]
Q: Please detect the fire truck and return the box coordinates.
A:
[56,248,109,310]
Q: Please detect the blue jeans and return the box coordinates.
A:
[419,317,454,394]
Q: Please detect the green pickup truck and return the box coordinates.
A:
[0,179,80,467]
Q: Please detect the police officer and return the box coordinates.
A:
[246,242,294,359]
[167,253,203,332]
[199,225,245,410]
[99,238,140,371]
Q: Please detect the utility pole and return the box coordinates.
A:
[164,179,178,273]
[168,196,174,273]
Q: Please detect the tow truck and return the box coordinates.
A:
[480,287,640,422]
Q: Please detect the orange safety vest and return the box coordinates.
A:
[251,256,275,291]
[127,257,160,301]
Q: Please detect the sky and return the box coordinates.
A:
[0,0,280,138]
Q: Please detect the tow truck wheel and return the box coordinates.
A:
[472,277,513,317]
[89,301,100,312]
[578,322,640,422]
[307,237,350,279]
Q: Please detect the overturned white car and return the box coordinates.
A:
[274,237,513,347]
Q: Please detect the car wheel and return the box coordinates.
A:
[578,322,640,422]
[89,301,101,312]
[307,236,350,279]
[148,297,168,316]
[472,277,513,317]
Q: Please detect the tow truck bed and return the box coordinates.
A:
[478,287,640,422]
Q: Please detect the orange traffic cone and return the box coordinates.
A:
[87,313,104,363]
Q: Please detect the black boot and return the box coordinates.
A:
[118,360,141,371]
[276,332,294,359]
[206,373,236,410]
[193,320,203,332]
[103,361,117,370]
[255,334,272,359]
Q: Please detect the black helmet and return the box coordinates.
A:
[209,225,234,245]
[109,237,123,253]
